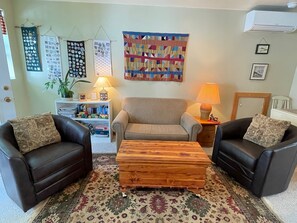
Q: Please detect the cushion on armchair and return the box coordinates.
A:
[0,114,92,211]
[243,113,291,147]
[9,113,61,154]
[212,116,297,197]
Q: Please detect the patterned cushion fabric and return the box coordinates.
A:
[9,113,61,154]
[243,114,291,147]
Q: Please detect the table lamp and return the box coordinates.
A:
[196,83,220,120]
[93,76,111,101]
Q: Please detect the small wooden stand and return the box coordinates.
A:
[195,117,220,147]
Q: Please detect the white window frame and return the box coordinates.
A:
[1,9,16,79]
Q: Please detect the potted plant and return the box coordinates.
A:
[45,70,91,99]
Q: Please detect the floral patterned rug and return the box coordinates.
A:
[31,154,281,223]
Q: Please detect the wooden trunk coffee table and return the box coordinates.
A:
[116,140,211,195]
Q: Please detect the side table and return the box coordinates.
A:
[195,117,220,147]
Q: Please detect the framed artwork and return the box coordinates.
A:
[90,92,97,100]
[250,63,269,80]
[230,92,271,120]
[255,44,270,54]
[79,93,86,101]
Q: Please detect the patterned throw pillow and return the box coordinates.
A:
[243,114,291,147]
[9,113,61,154]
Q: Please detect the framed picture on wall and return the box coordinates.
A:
[255,44,270,54]
[250,63,269,80]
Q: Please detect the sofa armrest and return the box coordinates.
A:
[252,138,297,196]
[111,110,129,151]
[180,112,202,141]
[53,115,92,172]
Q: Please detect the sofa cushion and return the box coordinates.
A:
[220,139,265,172]
[123,97,187,124]
[125,123,189,141]
[24,142,84,191]
[9,113,61,154]
[243,114,291,147]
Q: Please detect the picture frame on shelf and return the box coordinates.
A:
[250,63,269,80]
[255,44,270,54]
[79,93,86,101]
[90,92,97,100]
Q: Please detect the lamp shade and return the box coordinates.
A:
[93,76,111,89]
[197,83,220,120]
[197,83,220,105]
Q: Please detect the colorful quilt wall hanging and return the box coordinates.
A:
[122,31,189,82]
[67,40,86,78]
[21,26,42,72]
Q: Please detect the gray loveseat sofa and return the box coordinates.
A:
[111,97,202,151]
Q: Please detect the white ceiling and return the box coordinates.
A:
[42,0,296,11]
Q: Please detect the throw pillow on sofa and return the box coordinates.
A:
[243,113,291,147]
[9,113,61,154]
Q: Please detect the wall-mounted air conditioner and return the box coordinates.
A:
[244,10,297,33]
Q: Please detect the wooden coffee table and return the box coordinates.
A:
[116,140,211,195]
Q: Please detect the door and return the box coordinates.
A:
[0,29,16,124]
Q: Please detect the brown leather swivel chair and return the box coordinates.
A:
[0,115,93,211]
[212,117,297,197]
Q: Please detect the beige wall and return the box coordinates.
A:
[8,0,297,121]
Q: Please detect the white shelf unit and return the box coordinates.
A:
[55,99,112,144]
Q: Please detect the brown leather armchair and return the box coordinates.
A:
[212,117,297,197]
[0,115,92,211]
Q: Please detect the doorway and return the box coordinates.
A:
[0,29,16,123]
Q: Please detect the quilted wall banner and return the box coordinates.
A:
[67,40,86,78]
[21,26,42,72]
[42,35,62,79]
[122,31,189,82]
[93,40,112,76]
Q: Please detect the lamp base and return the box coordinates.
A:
[200,103,212,120]
[100,88,108,101]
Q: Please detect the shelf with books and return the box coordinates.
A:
[55,99,112,144]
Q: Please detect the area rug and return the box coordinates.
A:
[31,154,281,223]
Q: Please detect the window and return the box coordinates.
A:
[1,9,16,79]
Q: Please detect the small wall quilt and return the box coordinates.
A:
[122,31,189,82]
[67,40,86,78]
[21,26,42,72]
[93,40,112,76]
[42,35,62,79]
